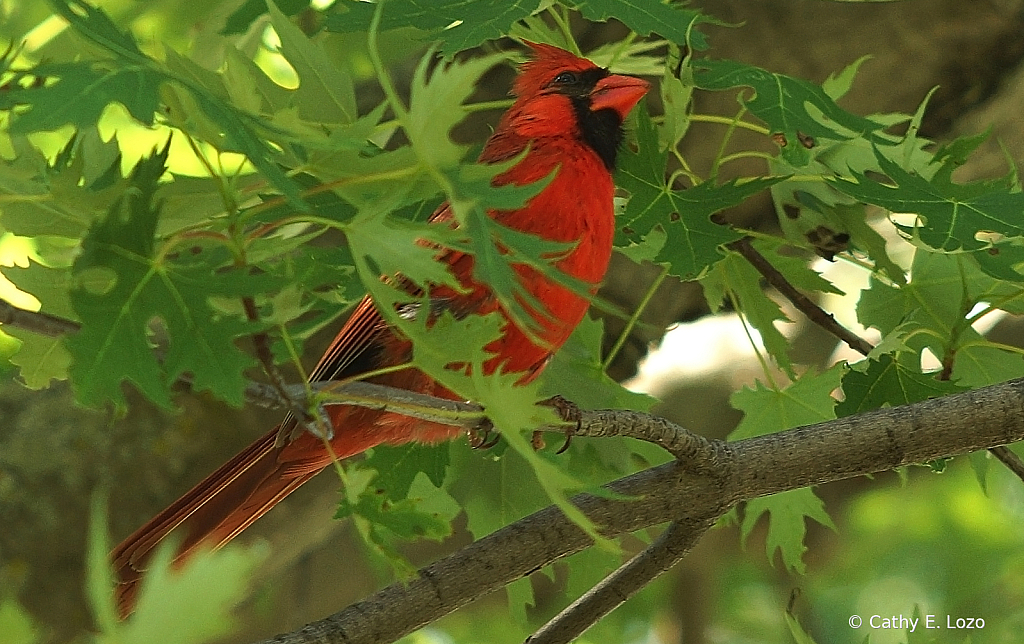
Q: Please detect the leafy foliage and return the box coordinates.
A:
[2,0,1023,643]
[86,495,267,644]
[615,105,783,278]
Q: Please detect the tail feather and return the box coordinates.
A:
[111,425,315,616]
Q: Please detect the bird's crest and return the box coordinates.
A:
[513,41,598,98]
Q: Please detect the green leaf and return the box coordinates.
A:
[48,0,152,62]
[784,597,821,644]
[701,251,795,375]
[834,145,1024,252]
[540,315,657,411]
[336,471,458,545]
[821,55,871,101]
[973,239,1024,282]
[729,364,845,440]
[363,443,452,501]
[326,0,540,58]
[451,441,544,541]
[394,308,609,547]
[267,1,357,124]
[86,493,119,634]
[742,488,836,574]
[0,132,126,238]
[506,575,536,627]
[657,43,694,152]
[694,58,886,165]
[730,369,842,575]
[2,259,76,388]
[863,248,1024,328]
[406,50,507,172]
[222,0,311,35]
[836,354,966,417]
[346,212,464,294]
[569,0,714,50]
[857,250,1024,388]
[754,237,844,296]
[112,546,266,644]
[615,106,781,278]
[0,597,38,644]
[953,339,1024,389]
[66,147,271,408]
[0,63,161,132]
[86,493,266,644]
[812,196,905,284]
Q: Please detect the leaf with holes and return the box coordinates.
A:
[66,147,277,409]
[694,59,886,165]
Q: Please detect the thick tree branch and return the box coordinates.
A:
[728,239,1024,485]
[252,376,1024,644]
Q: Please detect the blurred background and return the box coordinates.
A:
[2,0,1024,642]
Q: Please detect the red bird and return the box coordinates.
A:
[112,42,648,615]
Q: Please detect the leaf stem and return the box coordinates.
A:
[717,150,777,166]
[689,113,770,136]
[367,2,453,199]
[602,264,669,371]
[548,5,581,55]
[710,106,750,180]
[732,289,778,390]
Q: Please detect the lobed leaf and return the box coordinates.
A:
[701,251,795,375]
[267,0,357,125]
[834,145,1024,252]
[66,147,276,408]
[327,0,541,58]
[694,58,886,165]
[569,0,714,50]
[836,354,966,417]
[615,105,781,279]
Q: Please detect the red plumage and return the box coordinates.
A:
[111,42,648,616]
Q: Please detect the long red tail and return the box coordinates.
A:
[110,426,316,615]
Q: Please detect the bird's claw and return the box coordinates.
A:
[540,395,581,454]
[469,420,500,449]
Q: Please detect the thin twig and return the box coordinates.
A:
[728,237,875,357]
[988,445,1024,483]
[241,296,331,441]
[0,297,81,336]
[526,519,716,644]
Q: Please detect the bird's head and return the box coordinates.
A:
[503,41,650,170]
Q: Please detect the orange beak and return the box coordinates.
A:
[589,74,650,120]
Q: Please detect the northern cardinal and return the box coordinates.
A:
[112,42,648,615]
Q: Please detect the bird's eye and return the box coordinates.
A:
[552,71,578,85]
